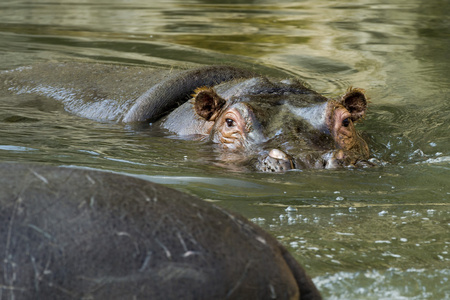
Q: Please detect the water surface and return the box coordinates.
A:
[0,0,449,299]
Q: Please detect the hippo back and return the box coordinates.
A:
[0,163,321,299]
[0,63,255,123]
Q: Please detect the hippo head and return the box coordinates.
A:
[164,77,370,172]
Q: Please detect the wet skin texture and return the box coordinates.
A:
[1,63,370,172]
[0,163,321,300]
[163,78,370,172]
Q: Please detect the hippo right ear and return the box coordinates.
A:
[193,87,226,121]
[341,88,367,121]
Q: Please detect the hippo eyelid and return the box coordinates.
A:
[342,118,350,127]
[225,118,235,127]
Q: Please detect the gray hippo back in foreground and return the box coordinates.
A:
[1,63,371,172]
[0,163,321,300]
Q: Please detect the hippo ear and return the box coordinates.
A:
[341,88,367,121]
[193,87,226,121]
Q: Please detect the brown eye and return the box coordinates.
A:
[342,118,350,127]
[225,118,235,127]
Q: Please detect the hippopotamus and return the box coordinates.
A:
[0,163,321,300]
[1,63,370,172]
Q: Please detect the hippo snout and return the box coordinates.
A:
[258,149,295,172]
[257,148,374,173]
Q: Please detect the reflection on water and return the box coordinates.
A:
[0,0,449,299]
[316,268,450,299]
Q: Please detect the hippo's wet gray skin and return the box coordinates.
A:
[0,163,322,300]
[1,63,370,172]
[163,77,370,172]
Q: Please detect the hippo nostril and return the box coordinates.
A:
[258,149,295,173]
[269,149,288,160]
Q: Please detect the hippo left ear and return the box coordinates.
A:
[193,87,226,121]
[341,88,367,121]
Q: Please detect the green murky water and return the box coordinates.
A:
[0,0,449,299]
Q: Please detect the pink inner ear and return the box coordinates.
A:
[193,87,225,121]
[342,88,367,121]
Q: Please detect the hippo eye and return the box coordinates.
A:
[342,118,350,127]
[225,118,235,127]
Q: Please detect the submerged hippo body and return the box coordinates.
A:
[1,63,370,172]
[0,163,321,300]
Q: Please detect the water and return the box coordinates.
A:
[0,0,449,299]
